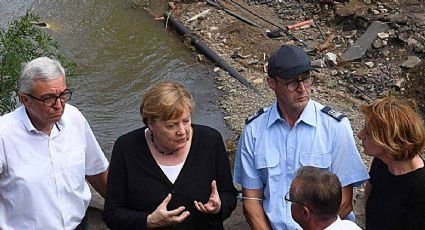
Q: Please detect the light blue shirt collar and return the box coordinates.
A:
[267,100,317,128]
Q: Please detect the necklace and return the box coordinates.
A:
[151,132,176,155]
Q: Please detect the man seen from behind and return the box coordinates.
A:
[288,166,362,230]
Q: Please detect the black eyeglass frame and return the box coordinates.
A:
[25,89,73,107]
[284,192,314,213]
[274,75,315,92]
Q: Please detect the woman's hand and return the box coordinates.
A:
[147,193,190,229]
[194,180,221,214]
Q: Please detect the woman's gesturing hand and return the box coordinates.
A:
[147,193,190,229]
[194,180,222,214]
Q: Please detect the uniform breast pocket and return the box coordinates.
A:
[300,152,332,169]
[254,153,281,180]
[65,150,86,190]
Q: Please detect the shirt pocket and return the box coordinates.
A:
[65,150,86,190]
[254,153,281,180]
[300,152,332,169]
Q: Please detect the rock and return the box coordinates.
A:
[382,50,390,57]
[365,61,374,68]
[377,32,389,39]
[401,56,421,69]
[311,59,326,68]
[382,40,388,46]
[335,1,362,17]
[213,67,220,72]
[252,78,264,84]
[324,52,338,66]
[372,39,383,49]
[372,9,380,15]
[391,78,405,91]
[386,14,408,24]
[355,66,369,76]
[407,38,425,52]
[387,29,396,37]
[210,26,219,31]
[398,32,411,43]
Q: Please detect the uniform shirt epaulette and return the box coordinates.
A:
[321,106,346,122]
[245,108,266,124]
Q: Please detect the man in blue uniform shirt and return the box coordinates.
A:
[233,45,369,230]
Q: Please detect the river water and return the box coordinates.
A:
[0,0,233,157]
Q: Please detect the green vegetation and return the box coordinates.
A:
[0,11,75,115]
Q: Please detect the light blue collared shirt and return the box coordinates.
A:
[234,100,369,230]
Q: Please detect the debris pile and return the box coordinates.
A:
[170,0,424,111]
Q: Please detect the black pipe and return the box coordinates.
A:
[164,11,259,93]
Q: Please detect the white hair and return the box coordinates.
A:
[19,57,66,94]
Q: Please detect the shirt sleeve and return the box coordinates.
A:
[83,119,109,176]
[330,118,369,187]
[233,125,264,189]
[103,138,149,230]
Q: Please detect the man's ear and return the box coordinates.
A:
[266,77,276,90]
[303,206,311,219]
[20,94,30,107]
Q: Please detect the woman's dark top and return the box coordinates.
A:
[103,124,237,230]
[366,157,425,230]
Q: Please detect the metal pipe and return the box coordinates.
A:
[163,11,259,93]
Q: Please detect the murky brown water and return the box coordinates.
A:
[0,0,233,157]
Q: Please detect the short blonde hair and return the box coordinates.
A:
[140,81,194,125]
[360,97,425,161]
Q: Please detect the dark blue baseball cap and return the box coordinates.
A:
[267,45,312,79]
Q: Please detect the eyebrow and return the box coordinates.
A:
[38,89,69,98]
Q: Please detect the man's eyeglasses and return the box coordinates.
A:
[274,75,315,92]
[284,192,313,212]
[25,90,73,107]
